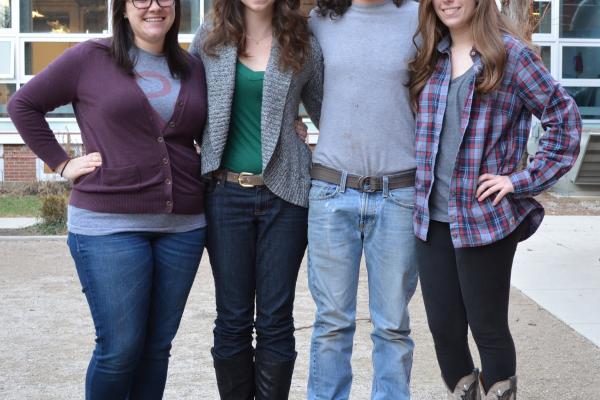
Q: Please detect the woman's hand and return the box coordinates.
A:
[476,174,514,206]
[57,152,102,181]
[294,117,308,142]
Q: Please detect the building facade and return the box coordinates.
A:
[0,0,598,182]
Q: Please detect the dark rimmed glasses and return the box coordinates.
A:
[131,0,176,9]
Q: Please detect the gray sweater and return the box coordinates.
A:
[309,0,419,176]
[189,25,323,207]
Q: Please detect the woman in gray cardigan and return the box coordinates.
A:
[189,0,322,397]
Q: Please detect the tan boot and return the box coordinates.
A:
[483,376,517,400]
[447,369,481,400]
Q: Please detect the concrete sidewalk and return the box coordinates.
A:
[512,216,600,347]
[0,217,38,229]
[1,218,599,399]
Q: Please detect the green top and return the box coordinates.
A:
[221,61,265,174]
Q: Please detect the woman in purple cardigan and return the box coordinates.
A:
[8,1,207,398]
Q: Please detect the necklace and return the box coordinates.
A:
[246,31,273,46]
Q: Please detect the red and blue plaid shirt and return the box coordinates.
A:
[414,34,582,248]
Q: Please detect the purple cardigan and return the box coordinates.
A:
[8,39,207,214]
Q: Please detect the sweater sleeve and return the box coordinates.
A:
[301,36,324,129]
[7,43,85,170]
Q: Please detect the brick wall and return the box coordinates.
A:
[3,145,37,182]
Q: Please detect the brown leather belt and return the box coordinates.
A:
[213,169,265,187]
[310,164,415,193]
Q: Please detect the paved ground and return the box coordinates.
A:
[0,218,38,229]
[1,226,599,399]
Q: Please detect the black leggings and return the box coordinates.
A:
[416,220,525,392]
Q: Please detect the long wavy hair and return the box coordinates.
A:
[110,0,190,80]
[316,0,404,18]
[203,0,310,73]
[408,0,526,111]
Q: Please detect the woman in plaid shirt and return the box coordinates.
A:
[408,0,581,398]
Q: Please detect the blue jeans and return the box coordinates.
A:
[307,178,418,400]
[67,228,205,400]
[205,180,308,361]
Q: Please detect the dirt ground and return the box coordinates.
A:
[536,191,600,215]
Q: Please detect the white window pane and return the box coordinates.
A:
[0,40,12,76]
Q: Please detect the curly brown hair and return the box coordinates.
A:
[316,0,404,18]
[203,0,310,74]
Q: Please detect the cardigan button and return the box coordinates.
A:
[162,157,169,165]
[165,178,172,185]
[157,136,164,143]
[166,200,172,207]
[169,121,176,128]
[177,100,184,107]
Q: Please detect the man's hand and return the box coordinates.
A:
[294,117,308,142]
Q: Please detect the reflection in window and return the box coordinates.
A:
[24,42,78,75]
[204,0,213,19]
[532,0,551,34]
[180,0,201,34]
[0,0,10,28]
[20,0,107,33]
[566,87,600,120]
[0,84,16,118]
[540,46,551,71]
[561,0,600,38]
[562,47,600,79]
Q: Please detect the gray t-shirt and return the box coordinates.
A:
[308,0,419,176]
[67,47,205,236]
[429,66,476,222]
[133,47,181,123]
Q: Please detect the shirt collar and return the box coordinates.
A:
[437,34,482,74]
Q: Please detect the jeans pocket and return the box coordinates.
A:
[387,186,416,209]
[308,180,340,201]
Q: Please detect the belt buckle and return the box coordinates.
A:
[358,176,376,193]
[237,172,255,188]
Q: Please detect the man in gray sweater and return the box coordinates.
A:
[306,0,419,399]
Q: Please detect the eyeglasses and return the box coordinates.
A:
[131,0,175,9]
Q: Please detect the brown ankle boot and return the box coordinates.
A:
[447,369,481,400]
[483,376,517,400]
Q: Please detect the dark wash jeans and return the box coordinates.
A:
[67,228,205,400]
[205,179,308,361]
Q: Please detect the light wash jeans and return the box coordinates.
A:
[307,177,418,400]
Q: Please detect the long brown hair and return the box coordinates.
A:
[202,0,310,73]
[110,0,190,80]
[408,0,526,111]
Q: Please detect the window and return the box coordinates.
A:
[0,0,10,29]
[0,40,13,77]
[540,46,551,71]
[532,0,551,35]
[565,87,600,120]
[20,0,108,33]
[24,41,78,76]
[562,46,600,79]
[0,83,16,118]
[560,0,600,38]
[180,0,202,34]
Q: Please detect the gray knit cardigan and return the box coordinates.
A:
[189,25,323,207]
